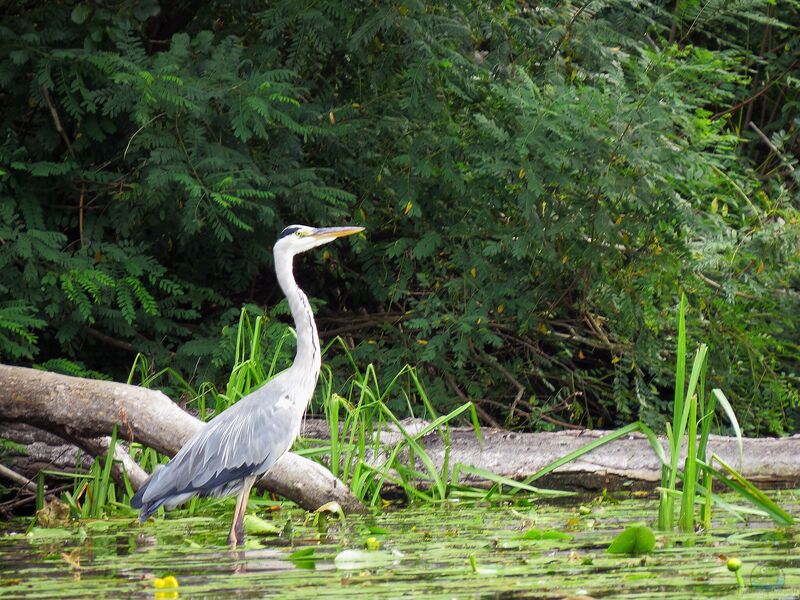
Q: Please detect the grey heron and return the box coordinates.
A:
[131,224,364,546]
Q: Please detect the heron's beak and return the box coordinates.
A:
[310,226,365,240]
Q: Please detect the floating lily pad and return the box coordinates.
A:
[334,549,393,570]
[607,525,656,556]
[243,514,281,536]
[25,527,74,541]
[519,528,573,541]
[288,547,316,569]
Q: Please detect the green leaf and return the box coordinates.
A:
[607,525,656,556]
[242,514,281,536]
[70,3,92,24]
[519,528,573,541]
[288,547,315,559]
[287,547,316,569]
[704,455,795,527]
[711,389,743,465]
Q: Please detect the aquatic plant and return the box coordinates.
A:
[48,305,793,529]
[657,294,793,530]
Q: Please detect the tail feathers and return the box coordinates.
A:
[131,478,159,522]
[131,462,256,521]
[137,499,164,522]
[131,468,189,522]
[130,480,148,509]
[131,479,196,522]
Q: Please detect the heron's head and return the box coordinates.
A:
[274,224,364,256]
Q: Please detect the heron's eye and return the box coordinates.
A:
[295,231,304,237]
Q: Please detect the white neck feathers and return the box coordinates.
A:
[273,244,322,380]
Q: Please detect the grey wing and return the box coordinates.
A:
[132,375,295,517]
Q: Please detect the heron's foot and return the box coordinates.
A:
[228,520,246,548]
[228,529,243,548]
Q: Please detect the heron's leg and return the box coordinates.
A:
[228,475,257,548]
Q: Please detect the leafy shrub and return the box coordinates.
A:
[0,1,797,433]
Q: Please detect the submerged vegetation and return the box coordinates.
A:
[3,493,799,597]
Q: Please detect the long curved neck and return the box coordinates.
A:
[274,246,321,378]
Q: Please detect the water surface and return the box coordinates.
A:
[1,492,798,598]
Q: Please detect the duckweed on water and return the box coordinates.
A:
[1,492,798,598]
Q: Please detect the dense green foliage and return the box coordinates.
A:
[1,1,798,434]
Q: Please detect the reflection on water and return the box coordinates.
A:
[1,492,798,598]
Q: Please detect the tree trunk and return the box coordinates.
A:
[0,364,365,513]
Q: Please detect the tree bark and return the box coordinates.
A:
[0,364,365,513]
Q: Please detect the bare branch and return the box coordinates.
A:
[0,463,38,493]
[749,121,796,174]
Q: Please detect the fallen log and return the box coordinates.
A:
[3,363,798,513]
[0,364,365,513]
[299,419,800,492]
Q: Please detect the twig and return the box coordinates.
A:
[0,484,73,512]
[0,463,38,493]
[745,8,773,129]
[694,271,757,300]
[319,312,405,338]
[711,60,799,121]
[549,0,595,60]
[491,325,570,370]
[467,339,526,419]
[546,329,629,353]
[124,112,166,159]
[749,121,796,174]
[538,412,583,430]
[667,0,680,44]
[676,0,713,46]
[41,86,85,246]
[85,327,138,353]
[444,371,502,429]
[78,183,85,247]
[41,87,75,159]
[583,313,611,347]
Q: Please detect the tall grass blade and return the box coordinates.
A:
[679,345,707,532]
[36,472,45,512]
[454,463,573,497]
[328,392,341,479]
[637,422,668,466]
[664,341,707,530]
[672,293,687,440]
[704,454,795,526]
[92,424,118,518]
[711,389,744,466]
[378,405,446,500]
[696,365,713,453]
[519,422,644,488]
[695,356,711,529]
[660,293,687,530]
